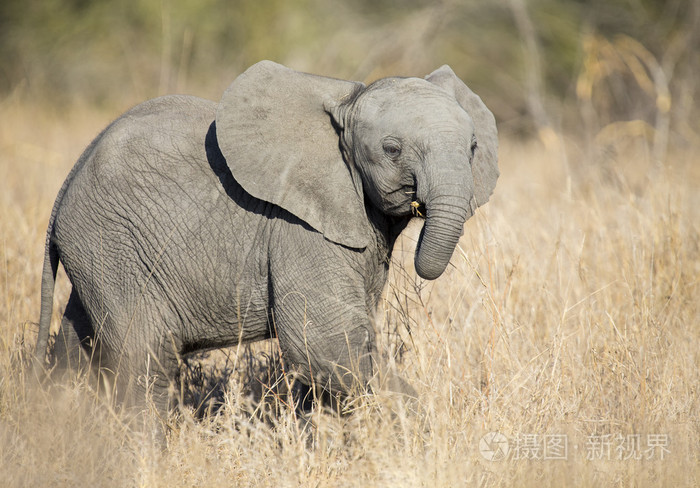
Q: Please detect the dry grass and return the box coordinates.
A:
[1,100,698,487]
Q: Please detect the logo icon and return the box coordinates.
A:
[479,432,509,461]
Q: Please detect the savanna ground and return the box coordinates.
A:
[1,97,698,487]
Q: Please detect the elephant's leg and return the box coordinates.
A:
[121,361,174,420]
[54,289,98,375]
[114,332,182,419]
[269,238,417,408]
[272,287,377,402]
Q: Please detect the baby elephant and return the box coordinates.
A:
[35,61,498,414]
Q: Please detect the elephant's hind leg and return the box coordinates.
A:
[53,288,99,375]
[53,288,120,406]
[113,330,183,420]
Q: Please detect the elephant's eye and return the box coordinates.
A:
[470,136,478,158]
[382,140,402,159]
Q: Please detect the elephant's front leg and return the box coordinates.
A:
[270,264,376,401]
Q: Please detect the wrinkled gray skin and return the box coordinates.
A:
[35,61,498,414]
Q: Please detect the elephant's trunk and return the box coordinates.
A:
[414,169,472,281]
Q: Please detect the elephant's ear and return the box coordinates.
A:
[425,65,499,207]
[216,60,370,249]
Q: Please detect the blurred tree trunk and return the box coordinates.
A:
[507,0,551,138]
[507,0,569,192]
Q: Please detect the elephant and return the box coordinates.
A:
[34,60,498,415]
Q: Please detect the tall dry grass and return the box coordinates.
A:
[1,100,698,487]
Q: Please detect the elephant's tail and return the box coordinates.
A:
[33,163,79,369]
[33,169,71,367]
[34,128,106,368]
[34,232,58,367]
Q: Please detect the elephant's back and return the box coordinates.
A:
[56,95,220,244]
[90,95,217,175]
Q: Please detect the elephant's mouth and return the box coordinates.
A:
[401,182,426,218]
[383,185,420,216]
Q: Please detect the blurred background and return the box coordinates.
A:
[1,5,699,485]
[1,0,698,151]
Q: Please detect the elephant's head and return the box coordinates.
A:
[216,61,498,280]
